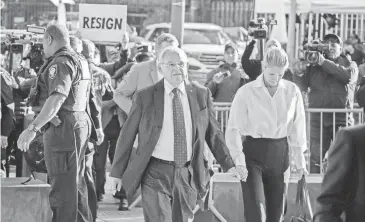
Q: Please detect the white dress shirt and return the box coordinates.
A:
[225,74,307,169]
[152,80,193,162]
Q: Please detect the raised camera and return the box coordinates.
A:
[303,41,329,64]
[11,43,23,53]
[248,18,277,39]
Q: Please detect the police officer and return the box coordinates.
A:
[17,24,103,222]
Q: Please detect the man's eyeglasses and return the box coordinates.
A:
[160,62,186,69]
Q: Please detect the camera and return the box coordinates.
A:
[303,40,330,64]
[11,43,24,54]
[1,25,45,73]
[28,42,44,72]
[248,18,277,39]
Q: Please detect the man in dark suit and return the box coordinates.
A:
[314,124,365,222]
[110,46,245,222]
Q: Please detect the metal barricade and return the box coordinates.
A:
[213,102,364,175]
[214,102,231,134]
[305,108,364,174]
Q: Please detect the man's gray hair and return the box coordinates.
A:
[155,33,179,48]
[158,46,188,63]
[262,47,289,69]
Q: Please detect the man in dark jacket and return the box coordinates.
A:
[292,34,358,173]
[314,124,365,222]
[205,43,248,103]
[241,38,293,81]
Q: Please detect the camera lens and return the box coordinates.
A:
[307,52,319,63]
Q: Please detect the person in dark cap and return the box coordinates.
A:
[292,33,359,173]
[205,43,248,103]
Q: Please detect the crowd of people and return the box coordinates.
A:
[0,22,365,222]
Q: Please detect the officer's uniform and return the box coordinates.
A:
[29,46,101,222]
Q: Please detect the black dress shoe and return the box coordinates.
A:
[97,193,104,202]
[118,198,129,211]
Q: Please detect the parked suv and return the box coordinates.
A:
[141,23,241,67]
[140,22,244,83]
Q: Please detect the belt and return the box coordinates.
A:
[245,136,287,142]
[150,156,191,167]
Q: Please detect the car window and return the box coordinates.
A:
[184,29,230,45]
[147,27,233,45]
[224,29,240,41]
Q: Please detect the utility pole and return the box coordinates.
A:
[49,0,75,26]
[287,0,297,63]
[58,1,67,25]
[170,0,186,47]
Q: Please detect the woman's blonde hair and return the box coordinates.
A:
[262,47,289,70]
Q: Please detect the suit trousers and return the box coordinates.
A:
[85,149,97,222]
[141,157,198,222]
[241,136,289,222]
[93,116,120,196]
[43,111,92,222]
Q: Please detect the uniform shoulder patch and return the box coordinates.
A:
[48,64,57,79]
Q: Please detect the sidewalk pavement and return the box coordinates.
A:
[96,172,144,222]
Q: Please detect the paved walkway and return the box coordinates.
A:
[96,169,144,222]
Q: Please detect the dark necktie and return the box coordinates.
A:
[172,88,187,166]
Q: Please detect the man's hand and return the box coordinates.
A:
[1,136,8,149]
[317,53,325,65]
[228,166,248,182]
[213,72,225,84]
[95,128,105,146]
[236,165,248,181]
[17,129,37,152]
[112,177,123,191]
[120,32,130,50]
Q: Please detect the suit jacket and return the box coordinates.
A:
[113,59,161,114]
[314,124,365,222]
[110,80,235,199]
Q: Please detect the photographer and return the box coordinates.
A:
[292,34,358,173]
[205,43,248,102]
[1,39,42,177]
[241,38,294,81]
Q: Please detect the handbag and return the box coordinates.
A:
[290,175,313,222]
